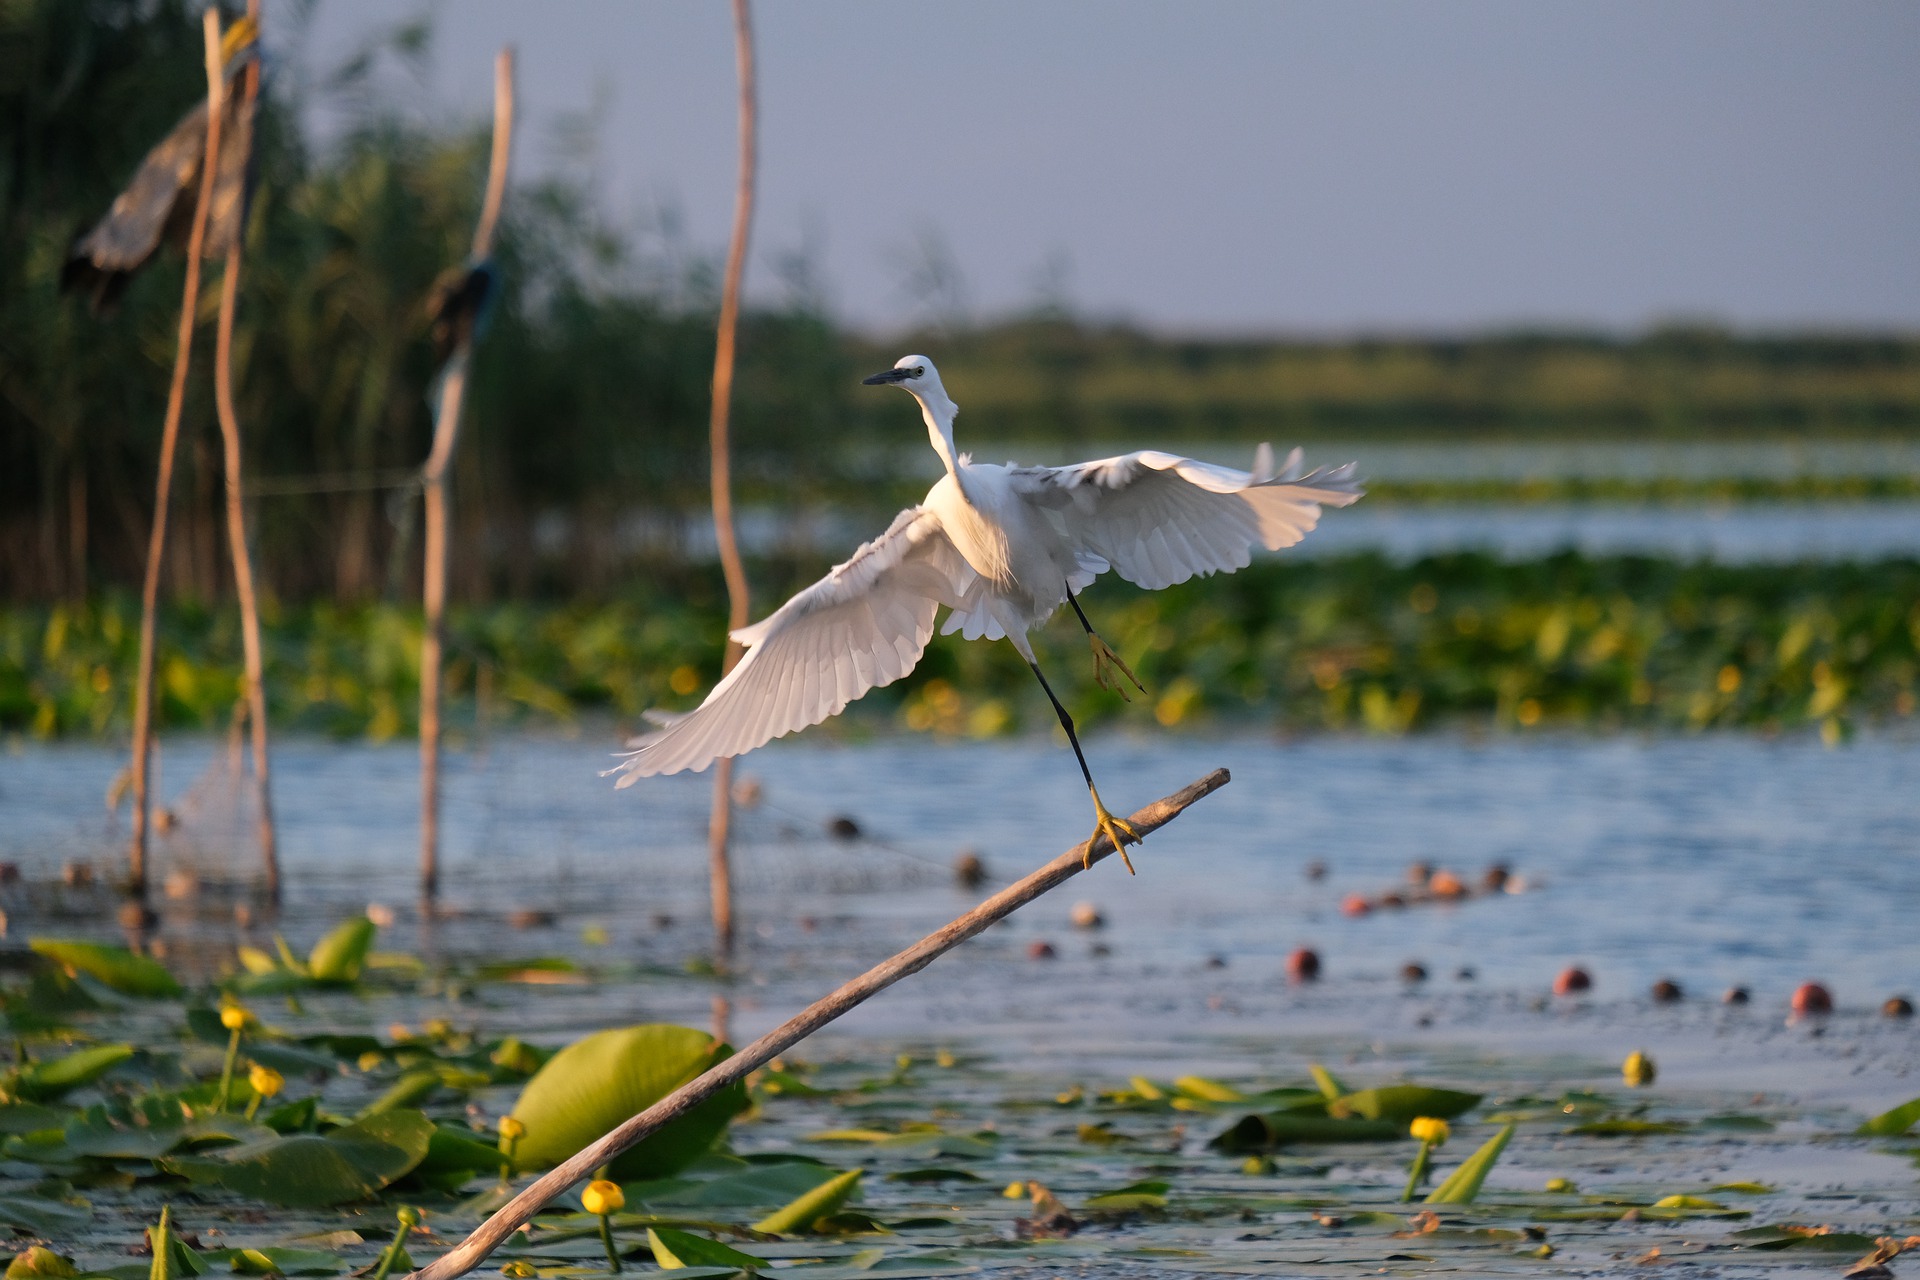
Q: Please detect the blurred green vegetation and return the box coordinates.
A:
[5,3,1920,609]
[7,554,1915,744]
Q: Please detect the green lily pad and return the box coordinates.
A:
[210,1249,345,1277]
[65,1098,273,1159]
[305,917,376,985]
[1730,1226,1883,1252]
[1329,1086,1481,1125]
[1568,1118,1686,1135]
[0,1193,91,1238]
[753,1168,862,1234]
[1857,1095,1920,1137]
[1210,1111,1402,1153]
[641,1162,845,1207]
[645,1227,765,1271]
[1083,1179,1169,1211]
[884,1169,983,1185]
[27,941,181,999]
[6,1248,78,1280]
[161,1109,433,1207]
[507,1025,746,1179]
[15,1044,136,1100]
[0,1103,68,1135]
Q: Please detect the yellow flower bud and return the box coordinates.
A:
[1622,1050,1656,1087]
[498,1115,526,1141]
[246,1063,284,1099]
[581,1179,625,1217]
[1545,1177,1577,1193]
[501,1263,536,1279]
[1408,1116,1450,1145]
[220,1005,249,1031]
[397,1205,422,1229]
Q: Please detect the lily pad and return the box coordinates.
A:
[1568,1118,1686,1136]
[1210,1112,1402,1153]
[161,1109,433,1207]
[14,1045,136,1100]
[645,1227,765,1271]
[1857,1094,1920,1137]
[27,941,181,999]
[1083,1180,1169,1211]
[0,1193,91,1238]
[1330,1086,1481,1125]
[65,1099,272,1159]
[753,1168,863,1234]
[506,1025,746,1179]
[305,917,376,985]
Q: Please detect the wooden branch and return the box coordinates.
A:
[421,48,514,905]
[404,767,1230,1280]
[128,7,228,901]
[212,0,278,909]
[705,0,759,958]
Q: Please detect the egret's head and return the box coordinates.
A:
[862,354,939,392]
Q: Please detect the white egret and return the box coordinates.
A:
[610,355,1362,869]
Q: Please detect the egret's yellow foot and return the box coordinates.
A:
[1086,788,1141,874]
[1089,634,1145,700]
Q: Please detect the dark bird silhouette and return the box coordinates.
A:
[61,18,260,314]
[426,260,499,370]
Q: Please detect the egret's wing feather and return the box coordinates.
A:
[608,508,966,780]
[1010,449,1362,591]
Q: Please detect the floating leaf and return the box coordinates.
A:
[507,1025,745,1179]
[65,1098,272,1158]
[1731,1226,1883,1252]
[1856,1095,1920,1137]
[1083,1179,1169,1210]
[15,1044,136,1100]
[885,1169,983,1185]
[1330,1086,1481,1125]
[1424,1124,1514,1204]
[1173,1076,1243,1103]
[28,941,181,999]
[305,917,375,985]
[6,1247,77,1280]
[645,1226,765,1271]
[161,1110,433,1207]
[356,1070,442,1118]
[0,1193,91,1239]
[753,1168,862,1234]
[1710,1182,1776,1195]
[1210,1111,1401,1153]
[1652,1194,1725,1210]
[0,1104,67,1135]
[640,1163,844,1207]
[1568,1118,1686,1136]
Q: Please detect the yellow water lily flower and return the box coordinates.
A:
[582,1179,625,1217]
[1409,1116,1450,1145]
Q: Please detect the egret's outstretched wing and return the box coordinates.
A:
[1009,448,1362,591]
[608,507,969,781]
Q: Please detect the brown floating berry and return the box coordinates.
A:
[1883,995,1914,1018]
[1553,966,1593,995]
[1650,978,1683,1003]
[1026,940,1057,961]
[1429,870,1468,899]
[1401,962,1428,983]
[1790,981,1833,1015]
[1722,986,1750,1005]
[1286,947,1321,982]
[1341,893,1372,917]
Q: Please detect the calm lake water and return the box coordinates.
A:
[5,731,1915,1029]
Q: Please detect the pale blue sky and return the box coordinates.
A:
[270,1,1920,335]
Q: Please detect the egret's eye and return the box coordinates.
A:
[911,366,925,377]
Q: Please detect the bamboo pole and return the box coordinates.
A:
[212,0,277,909]
[128,8,227,903]
[705,0,759,961]
[406,767,1230,1280]
[420,49,514,907]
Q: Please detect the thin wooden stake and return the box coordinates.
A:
[421,48,514,907]
[404,767,1230,1280]
[128,7,227,903]
[212,0,277,909]
[706,0,759,961]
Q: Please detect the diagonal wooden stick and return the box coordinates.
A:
[405,767,1230,1280]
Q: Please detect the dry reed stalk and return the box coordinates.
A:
[705,0,759,959]
[128,7,228,902]
[420,49,514,905]
[405,767,1229,1280]
[211,0,277,908]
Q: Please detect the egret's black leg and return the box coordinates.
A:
[1065,585,1145,700]
[1028,659,1140,873]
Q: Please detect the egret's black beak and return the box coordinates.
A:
[863,368,911,385]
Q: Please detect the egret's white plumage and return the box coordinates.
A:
[611,355,1361,786]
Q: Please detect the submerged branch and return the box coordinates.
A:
[405,766,1231,1280]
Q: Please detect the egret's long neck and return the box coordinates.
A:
[916,390,962,477]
